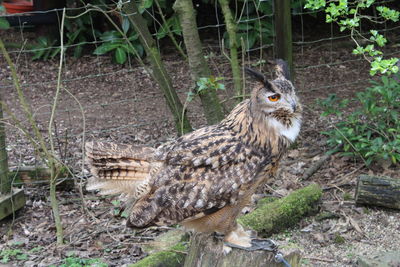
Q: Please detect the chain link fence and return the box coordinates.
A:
[0,0,399,189]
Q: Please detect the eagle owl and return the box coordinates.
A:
[86,60,301,250]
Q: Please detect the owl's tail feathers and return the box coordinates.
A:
[85,141,156,197]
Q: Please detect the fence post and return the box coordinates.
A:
[274,0,293,78]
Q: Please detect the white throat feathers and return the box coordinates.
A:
[269,117,301,142]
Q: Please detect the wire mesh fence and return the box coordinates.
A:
[0,0,399,189]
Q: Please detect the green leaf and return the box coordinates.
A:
[122,17,130,34]
[16,254,28,261]
[37,36,49,46]
[32,50,45,61]
[100,31,121,42]
[115,47,127,64]
[0,17,10,30]
[139,0,153,13]
[237,23,253,31]
[50,47,61,59]
[366,157,373,166]
[258,1,273,14]
[93,43,120,55]
[304,0,326,10]
[111,200,120,206]
[73,45,83,58]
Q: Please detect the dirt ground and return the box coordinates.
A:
[0,25,399,267]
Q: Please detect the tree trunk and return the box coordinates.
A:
[274,0,293,77]
[49,162,64,244]
[184,234,301,267]
[355,175,400,210]
[218,0,243,103]
[173,0,225,125]
[122,2,192,135]
[154,0,187,61]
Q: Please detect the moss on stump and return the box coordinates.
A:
[238,183,322,235]
[129,242,187,267]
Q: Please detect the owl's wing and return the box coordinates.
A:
[159,125,256,169]
[131,150,270,227]
[128,127,271,227]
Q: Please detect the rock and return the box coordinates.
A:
[358,251,400,267]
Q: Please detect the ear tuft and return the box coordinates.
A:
[245,67,274,92]
[245,67,267,84]
[274,59,291,80]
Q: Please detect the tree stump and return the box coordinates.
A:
[355,175,400,210]
[184,233,301,267]
[130,185,322,266]
[183,184,321,266]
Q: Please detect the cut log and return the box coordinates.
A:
[355,175,400,210]
[0,188,25,220]
[184,233,301,267]
[9,165,71,187]
[239,183,322,235]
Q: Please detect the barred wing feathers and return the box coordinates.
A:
[128,125,271,227]
[85,141,157,197]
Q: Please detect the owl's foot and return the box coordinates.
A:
[223,237,292,267]
[222,224,278,253]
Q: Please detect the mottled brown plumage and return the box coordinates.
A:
[86,60,302,248]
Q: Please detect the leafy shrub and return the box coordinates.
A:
[187,76,225,102]
[222,0,273,50]
[319,74,400,166]
[0,249,28,263]
[32,1,106,60]
[305,0,399,75]
[155,14,182,40]
[93,29,144,64]
[32,36,59,60]
[222,0,309,50]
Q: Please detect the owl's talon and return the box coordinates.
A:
[213,232,225,240]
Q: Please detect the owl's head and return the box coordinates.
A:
[246,60,301,123]
[245,60,302,142]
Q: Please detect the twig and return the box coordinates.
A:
[301,153,331,180]
[323,183,353,191]
[323,165,364,190]
[303,256,335,263]
[61,87,96,221]
[47,8,67,245]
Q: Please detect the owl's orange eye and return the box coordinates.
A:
[268,94,281,102]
